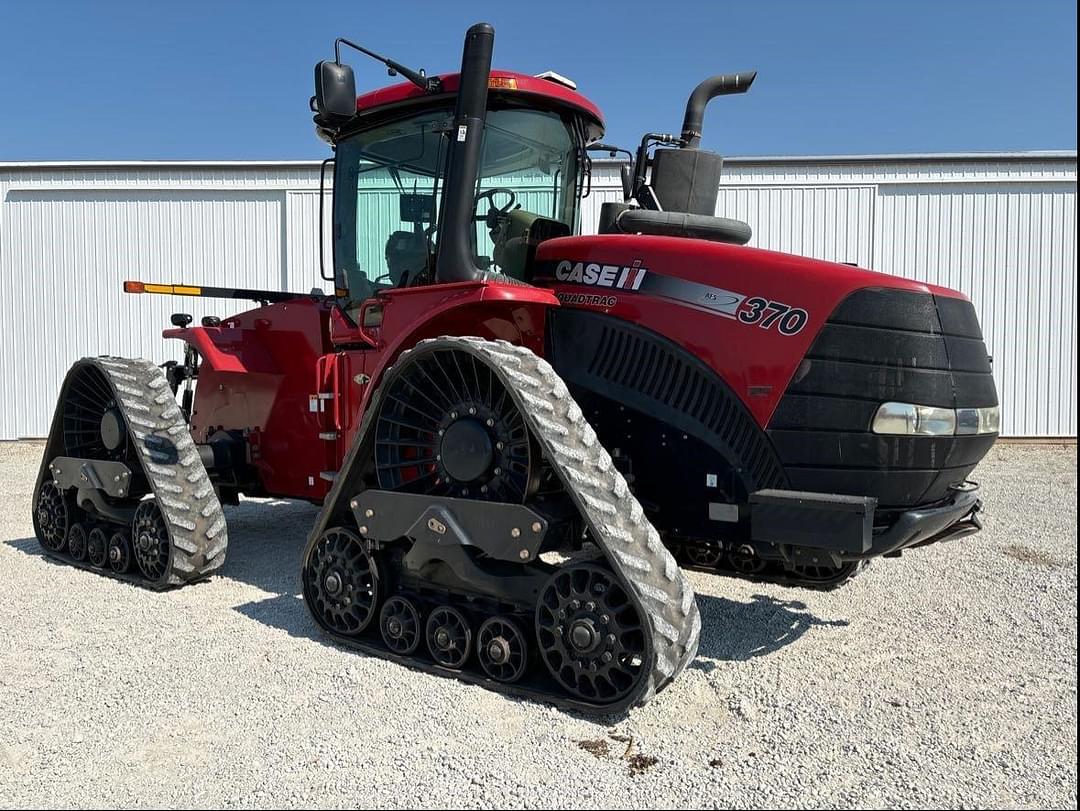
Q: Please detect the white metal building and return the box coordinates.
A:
[1,152,1075,439]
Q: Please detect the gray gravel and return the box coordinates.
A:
[1,440,1075,808]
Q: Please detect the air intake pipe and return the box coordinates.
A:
[434,22,495,284]
[679,71,757,148]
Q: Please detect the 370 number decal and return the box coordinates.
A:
[737,297,809,335]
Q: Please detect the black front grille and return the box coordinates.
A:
[768,287,998,508]
[548,309,787,493]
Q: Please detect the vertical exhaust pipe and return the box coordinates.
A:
[679,71,757,148]
[435,22,495,284]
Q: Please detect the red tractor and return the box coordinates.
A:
[32,23,997,712]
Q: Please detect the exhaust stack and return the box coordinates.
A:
[679,71,757,148]
[434,22,495,284]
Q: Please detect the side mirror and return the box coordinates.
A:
[314,60,357,121]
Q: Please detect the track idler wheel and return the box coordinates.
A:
[477,616,528,683]
[426,606,472,669]
[86,527,109,568]
[379,595,422,655]
[303,528,380,636]
[535,563,647,703]
[686,539,723,568]
[34,480,70,552]
[132,500,171,582]
[790,558,863,587]
[108,531,133,574]
[67,523,89,561]
[728,544,766,575]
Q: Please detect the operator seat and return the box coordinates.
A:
[385,231,431,287]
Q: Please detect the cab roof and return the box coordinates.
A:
[355,70,605,139]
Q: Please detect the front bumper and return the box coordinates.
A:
[750,481,984,563]
[870,482,983,558]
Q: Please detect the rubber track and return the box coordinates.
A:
[34,356,226,589]
[305,337,701,710]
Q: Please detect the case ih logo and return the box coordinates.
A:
[553,259,647,290]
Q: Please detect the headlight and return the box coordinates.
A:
[872,402,999,436]
[955,405,1001,435]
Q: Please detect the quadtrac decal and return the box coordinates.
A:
[540,258,810,335]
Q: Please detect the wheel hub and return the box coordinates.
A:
[486,637,510,665]
[323,571,343,596]
[569,619,600,653]
[439,418,494,482]
[100,407,125,451]
[434,626,452,650]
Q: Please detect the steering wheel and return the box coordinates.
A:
[475,187,518,228]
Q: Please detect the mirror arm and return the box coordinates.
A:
[334,37,443,94]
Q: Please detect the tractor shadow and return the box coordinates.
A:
[8,498,848,684]
[689,592,849,670]
[218,499,847,668]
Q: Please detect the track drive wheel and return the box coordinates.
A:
[535,563,647,704]
[426,606,472,669]
[34,480,70,552]
[132,500,171,583]
[303,528,380,636]
[477,616,528,683]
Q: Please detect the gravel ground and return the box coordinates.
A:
[0,440,1075,809]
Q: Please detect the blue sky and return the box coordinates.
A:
[1,1,1075,160]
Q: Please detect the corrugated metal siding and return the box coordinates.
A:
[1,155,1075,438]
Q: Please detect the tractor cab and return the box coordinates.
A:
[314,53,603,321]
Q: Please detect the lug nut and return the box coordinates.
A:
[350,499,358,508]
[531,522,542,533]
[468,407,476,415]
[586,601,595,611]
[493,467,502,475]
[495,441,504,450]
[570,599,580,609]
[602,652,612,663]
[511,527,521,538]
[358,525,368,535]
[364,509,374,518]
[486,418,494,427]
[518,549,529,560]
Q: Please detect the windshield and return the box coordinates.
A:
[333,104,583,306]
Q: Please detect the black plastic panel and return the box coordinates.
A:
[547,309,787,538]
[935,295,985,338]
[829,288,942,333]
